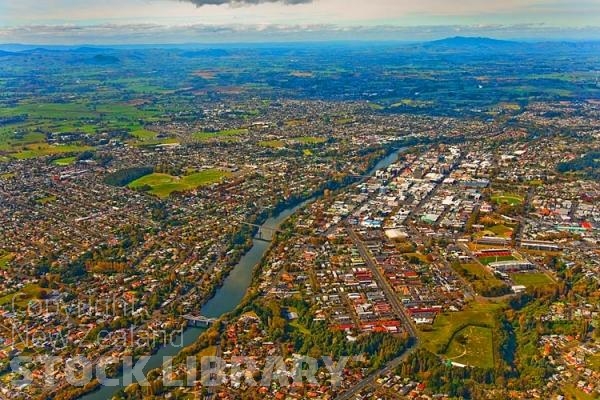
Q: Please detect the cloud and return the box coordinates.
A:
[176,0,312,6]
[1,23,599,44]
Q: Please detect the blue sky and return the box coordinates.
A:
[0,0,598,43]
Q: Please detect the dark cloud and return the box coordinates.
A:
[178,0,312,6]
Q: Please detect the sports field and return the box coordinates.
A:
[511,272,554,287]
[491,192,524,206]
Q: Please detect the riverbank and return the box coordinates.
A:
[77,145,407,400]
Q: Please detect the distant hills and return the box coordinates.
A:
[425,36,519,49]
[83,54,120,65]
[180,49,230,57]
[1,37,599,54]
[0,50,20,57]
[416,36,600,53]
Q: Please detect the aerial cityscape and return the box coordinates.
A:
[0,1,598,399]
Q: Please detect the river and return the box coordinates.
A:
[80,146,404,399]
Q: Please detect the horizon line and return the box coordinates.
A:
[3,36,600,49]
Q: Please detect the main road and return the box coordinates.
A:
[335,340,418,400]
[336,227,420,400]
[346,227,418,338]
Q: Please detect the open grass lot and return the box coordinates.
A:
[390,99,434,108]
[293,136,327,144]
[0,252,14,269]
[511,272,554,287]
[563,385,598,400]
[133,137,180,147]
[259,140,285,149]
[128,169,232,198]
[0,130,46,152]
[487,224,514,238]
[130,128,159,141]
[461,263,494,279]
[12,143,93,160]
[491,192,524,206]
[52,156,77,166]
[196,345,218,358]
[588,354,600,371]
[445,325,495,368]
[36,195,57,205]
[194,128,247,141]
[420,300,504,356]
[0,284,46,308]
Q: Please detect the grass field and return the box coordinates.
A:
[130,128,159,141]
[196,345,218,358]
[194,128,247,141]
[52,156,77,166]
[333,117,354,125]
[36,195,57,205]
[0,284,46,308]
[0,252,14,269]
[259,140,285,149]
[588,354,600,371]
[128,169,232,198]
[491,192,524,206]
[511,272,554,287]
[461,263,494,279]
[487,224,514,238]
[445,325,495,368]
[293,136,327,144]
[12,143,93,160]
[420,300,503,357]
[563,385,597,400]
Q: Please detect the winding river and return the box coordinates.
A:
[80,147,404,399]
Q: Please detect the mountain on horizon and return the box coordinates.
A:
[422,36,521,51]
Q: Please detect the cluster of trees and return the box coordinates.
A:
[556,150,599,180]
[450,261,512,298]
[84,260,128,273]
[103,166,153,187]
[399,348,495,399]
[243,297,409,371]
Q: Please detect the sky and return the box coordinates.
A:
[0,0,599,44]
